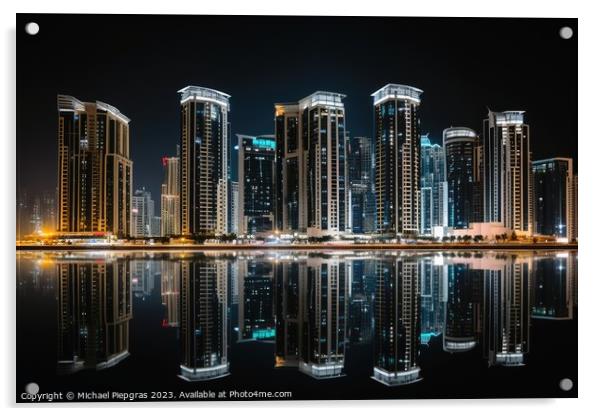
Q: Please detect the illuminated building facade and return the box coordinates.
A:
[179,86,229,237]
[237,260,274,341]
[442,263,477,352]
[482,111,532,234]
[131,187,154,237]
[275,92,347,236]
[57,95,132,237]
[532,157,575,241]
[57,257,132,373]
[237,134,276,235]
[443,127,478,229]
[160,152,180,237]
[348,136,376,234]
[160,260,180,327]
[372,84,422,237]
[373,257,422,385]
[419,256,444,344]
[179,259,229,381]
[420,134,447,235]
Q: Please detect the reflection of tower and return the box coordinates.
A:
[161,261,180,327]
[238,261,274,341]
[373,258,422,386]
[531,254,574,320]
[483,258,530,366]
[131,259,158,301]
[443,264,477,352]
[299,258,347,379]
[349,260,373,344]
[57,257,132,373]
[274,261,304,368]
[419,257,444,344]
[179,260,229,381]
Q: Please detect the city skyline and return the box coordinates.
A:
[17,15,577,206]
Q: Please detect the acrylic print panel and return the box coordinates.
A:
[16,14,577,402]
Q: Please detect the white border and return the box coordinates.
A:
[2,1,600,414]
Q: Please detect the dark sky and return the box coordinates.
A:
[17,14,577,205]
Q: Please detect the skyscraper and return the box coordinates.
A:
[532,158,575,241]
[443,127,478,229]
[348,136,376,234]
[482,111,532,234]
[443,263,477,352]
[372,84,422,237]
[275,92,347,237]
[420,134,447,235]
[57,95,132,237]
[131,187,154,238]
[160,152,180,237]
[237,134,277,235]
[179,86,230,238]
[373,257,422,386]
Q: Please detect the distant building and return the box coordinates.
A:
[229,181,239,235]
[179,86,230,237]
[482,111,532,235]
[131,188,154,237]
[443,127,478,229]
[372,84,422,237]
[275,92,347,237]
[57,95,132,237]
[348,136,376,234]
[532,158,575,241]
[160,151,180,237]
[237,134,276,235]
[420,134,447,235]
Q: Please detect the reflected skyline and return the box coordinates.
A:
[16,250,577,398]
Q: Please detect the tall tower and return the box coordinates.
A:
[443,127,478,229]
[179,86,230,237]
[348,136,376,234]
[482,111,532,234]
[420,134,447,235]
[532,157,574,241]
[372,84,422,237]
[160,150,180,237]
[236,134,277,235]
[275,92,347,237]
[57,95,132,237]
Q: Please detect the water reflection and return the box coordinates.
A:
[17,250,577,387]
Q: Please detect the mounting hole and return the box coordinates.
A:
[559,26,573,40]
[25,382,40,395]
[25,22,39,35]
[559,378,573,391]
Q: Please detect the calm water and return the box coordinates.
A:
[16,250,577,401]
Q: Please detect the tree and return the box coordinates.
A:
[510,231,518,241]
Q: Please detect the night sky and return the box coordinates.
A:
[17,14,577,203]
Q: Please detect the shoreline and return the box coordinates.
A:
[16,243,578,251]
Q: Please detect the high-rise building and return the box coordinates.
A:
[573,174,578,240]
[57,95,132,237]
[420,134,447,235]
[442,263,477,352]
[372,84,422,237]
[443,127,478,229]
[179,86,230,237]
[160,152,180,237]
[532,158,575,241]
[237,134,277,235]
[348,136,376,234]
[482,111,532,234]
[229,181,239,235]
[419,256,445,344]
[373,257,422,386]
[531,255,574,320]
[275,92,347,237]
[131,187,154,237]
[179,259,229,381]
[274,260,304,368]
[237,261,274,341]
[161,261,180,327]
